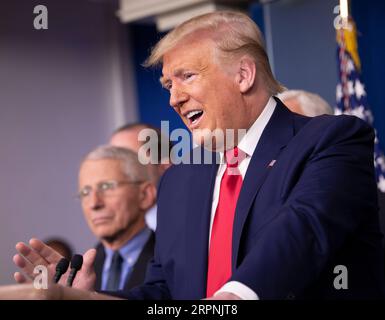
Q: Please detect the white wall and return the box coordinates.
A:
[0,0,138,284]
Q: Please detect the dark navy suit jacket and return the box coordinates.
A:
[125,99,385,300]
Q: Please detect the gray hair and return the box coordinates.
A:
[81,145,149,182]
[277,90,333,116]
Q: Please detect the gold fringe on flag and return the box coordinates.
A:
[336,18,361,71]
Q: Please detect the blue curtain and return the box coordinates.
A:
[351,0,385,150]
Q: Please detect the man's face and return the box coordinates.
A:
[78,158,144,241]
[161,37,246,149]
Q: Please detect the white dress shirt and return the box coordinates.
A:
[211,97,276,300]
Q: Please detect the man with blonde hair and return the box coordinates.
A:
[9,10,384,300]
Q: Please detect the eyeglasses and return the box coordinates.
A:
[77,180,143,201]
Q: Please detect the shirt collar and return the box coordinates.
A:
[104,227,151,267]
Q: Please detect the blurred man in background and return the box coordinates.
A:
[80,146,156,292]
[14,145,156,292]
[110,123,173,230]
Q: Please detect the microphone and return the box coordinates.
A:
[53,258,69,283]
[66,254,83,287]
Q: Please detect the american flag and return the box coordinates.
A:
[335,20,385,192]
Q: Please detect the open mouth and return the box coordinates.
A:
[185,110,204,126]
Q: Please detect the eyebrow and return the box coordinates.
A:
[159,68,188,88]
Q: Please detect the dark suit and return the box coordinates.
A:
[125,99,385,299]
[378,191,385,247]
[94,232,155,292]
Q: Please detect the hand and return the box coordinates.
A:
[205,292,242,300]
[13,238,97,291]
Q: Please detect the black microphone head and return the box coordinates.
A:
[70,254,83,271]
[56,258,70,274]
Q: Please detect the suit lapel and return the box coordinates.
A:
[185,148,219,298]
[232,100,295,268]
[124,232,155,290]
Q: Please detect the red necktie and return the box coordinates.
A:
[206,147,245,297]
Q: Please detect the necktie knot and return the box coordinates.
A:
[111,251,123,265]
[225,147,246,168]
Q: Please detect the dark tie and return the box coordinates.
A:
[106,251,123,291]
[206,147,245,297]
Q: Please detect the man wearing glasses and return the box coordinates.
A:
[13,145,156,293]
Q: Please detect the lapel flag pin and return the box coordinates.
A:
[268,159,276,167]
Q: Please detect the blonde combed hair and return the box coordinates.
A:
[144,10,284,95]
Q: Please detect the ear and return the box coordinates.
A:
[235,57,256,93]
[138,182,157,211]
